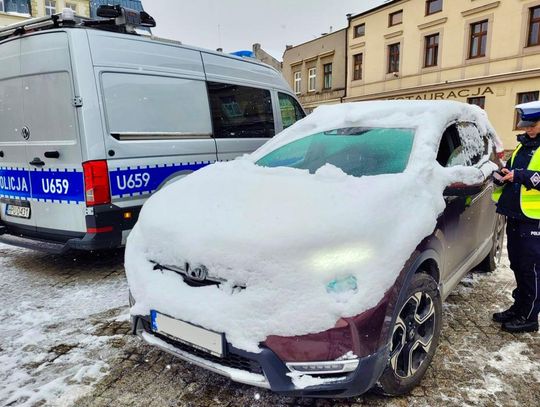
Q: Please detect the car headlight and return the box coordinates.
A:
[326,275,357,294]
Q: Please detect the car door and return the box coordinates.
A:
[438,122,487,279]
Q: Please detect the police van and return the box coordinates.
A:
[0,6,305,252]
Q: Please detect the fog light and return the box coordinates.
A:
[286,359,359,375]
[123,211,132,220]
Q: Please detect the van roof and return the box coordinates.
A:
[0,9,280,74]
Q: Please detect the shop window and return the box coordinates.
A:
[389,10,403,27]
[308,68,316,92]
[426,0,442,16]
[424,33,439,67]
[353,53,363,81]
[515,91,539,128]
[467,97,485,109]
[388,43,400,73]
[354,23,365,38]
[469,20,488,59]
[527,6,540,47]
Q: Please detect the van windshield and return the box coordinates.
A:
[256,127,415,177]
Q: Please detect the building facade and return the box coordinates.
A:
[252,43,282,71]
[346,0,540,148]
[30,0,89,17]
[89,0,142,18]
[282,29,347,112]
[0,1,31,25]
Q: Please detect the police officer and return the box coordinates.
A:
[492,101,540,333]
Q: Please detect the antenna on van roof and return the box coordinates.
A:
[0,5,156,42]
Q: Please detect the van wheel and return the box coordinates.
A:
[374,273,442,396]
[476,214,505,273]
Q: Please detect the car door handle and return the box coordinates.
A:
[29,157,45,167]
[44,151,60,159]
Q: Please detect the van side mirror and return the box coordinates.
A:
[443,182,483,197]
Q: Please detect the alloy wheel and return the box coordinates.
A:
[389,291,436,379]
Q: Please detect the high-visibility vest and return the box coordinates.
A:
[492,144,540,219]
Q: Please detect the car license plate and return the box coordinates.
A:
[5,204,31,219]
[150,311,224,357]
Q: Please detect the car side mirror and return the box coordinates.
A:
[443,182,484,197]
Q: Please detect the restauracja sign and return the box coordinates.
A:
[390,86,494,100]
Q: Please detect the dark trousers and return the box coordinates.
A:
[506,218,540,321]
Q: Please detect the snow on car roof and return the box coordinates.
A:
[126,100,499,353]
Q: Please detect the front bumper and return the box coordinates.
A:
[132,315,389,398]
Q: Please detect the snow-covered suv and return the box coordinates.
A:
[126,101,504,397]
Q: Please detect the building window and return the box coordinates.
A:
[388,43,400,73]
[469,20,488,59]
[426,0,442,16]
[515,91,539,128]
[308,68,316,92]
[0,1,4,12]
[527,6,540,47]
[323,63,332,89]
[294,71,301,94]
[45,0,56,16]
[424,33,439,67]
[467,97,485,109]
[389,10,403,27]
[353,53,363,81]
[1,0,30,14]
[354,23,365,38]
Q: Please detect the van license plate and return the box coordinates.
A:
[151,311,224,357]
[6,204,31,219]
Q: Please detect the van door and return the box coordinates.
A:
[0,39,35,232]
[20,33,86,238]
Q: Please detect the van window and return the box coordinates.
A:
[278,93,305,129]
[207,82,275,138]
[101,73,212,139]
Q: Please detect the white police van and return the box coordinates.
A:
[0,6,305,252]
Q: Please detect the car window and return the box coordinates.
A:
[278,93,305,129]
[256,127,415,177]
[207,82,275,139]
[448,122,484,167]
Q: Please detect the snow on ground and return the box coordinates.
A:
[0,244,128,407]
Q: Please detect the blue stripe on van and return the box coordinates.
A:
[0,167,84,203]
[109,161,212,198]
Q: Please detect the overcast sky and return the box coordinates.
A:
[144,0,387,60]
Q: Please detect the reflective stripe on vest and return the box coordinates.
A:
[521,148,540,219]
[491,144,540,220]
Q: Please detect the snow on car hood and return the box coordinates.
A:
[126,101,498,353]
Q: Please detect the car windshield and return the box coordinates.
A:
[256,127,415,177]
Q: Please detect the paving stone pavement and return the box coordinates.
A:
[73,248,539,407]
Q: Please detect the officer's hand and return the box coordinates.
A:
[501,169,514,182]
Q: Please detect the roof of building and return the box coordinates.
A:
[348,0,400,21]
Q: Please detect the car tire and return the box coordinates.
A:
[476,214,506,273]
[374,273,442,396]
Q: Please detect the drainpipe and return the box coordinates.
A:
[344,13,352,104]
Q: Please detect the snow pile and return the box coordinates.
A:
[0,245,128,407]
[126,100,499,353]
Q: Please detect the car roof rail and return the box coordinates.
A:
[0,5,155,42]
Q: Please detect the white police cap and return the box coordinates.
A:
[516,100,540,127]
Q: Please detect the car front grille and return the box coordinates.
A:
[152,330,263,375]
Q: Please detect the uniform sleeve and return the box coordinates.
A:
[514,169,540,191]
